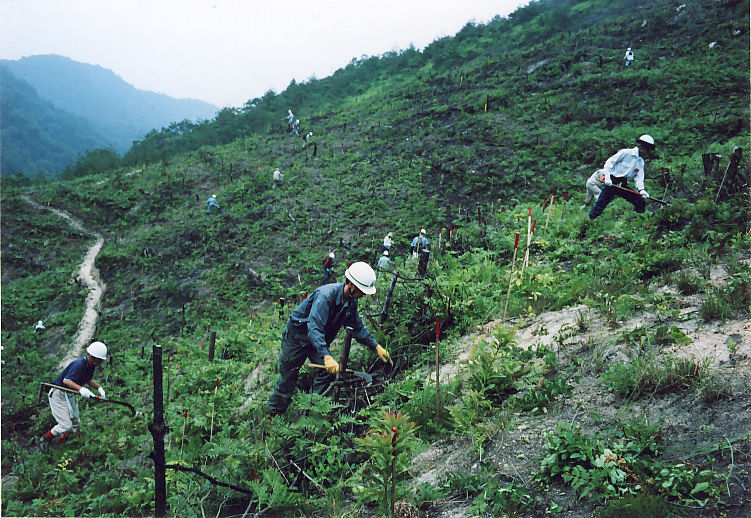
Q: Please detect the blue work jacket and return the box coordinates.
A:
[287,283,378,358]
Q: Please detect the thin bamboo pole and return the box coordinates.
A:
[503,233,520,320]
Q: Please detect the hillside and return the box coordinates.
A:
[1,0,749,516]
[0,65,111,177]
[1,54,218,171]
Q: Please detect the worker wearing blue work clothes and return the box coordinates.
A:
[322,252,335,282]
[377,250,392,276]
[290,119,300,136]
[206,194,220,214]
[410,228,430,259]
[38,342,107,450]
[589,135,656,219]
[268,262,391,416]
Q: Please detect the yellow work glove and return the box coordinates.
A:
[323,355,339,374]
[375,345,391,364]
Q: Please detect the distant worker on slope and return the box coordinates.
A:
[589,135,656,220]
[624,47,634,67]
[268,262,391,416]
[382,232,393,253]
[273,168,284,189]
[37,342,108,450]
[206,194,220,214]
[580,169,607,209]
[290,119,300,136]
[303,132,313,148]
[410,228,430,259]
[322,252,335,282]
[283,109,294,129]
[377,250,392,277]
[35,320,46,333]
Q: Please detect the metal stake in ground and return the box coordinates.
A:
[503,233,520,321]
[435,318,441,427]
[148,344,167,518]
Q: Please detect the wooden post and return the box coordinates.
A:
[148,344,167,517]
[544,189,556,229]
[522,207,532,271]
[338,327,354,377]
[715,147,743,202]
[208,331,216,362]
[381,272,398,323]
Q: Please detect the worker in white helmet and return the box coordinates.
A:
[322,252,335,282]
[268,262,391,416]
[411,228,430,259]
[589,135,656,219]
[290,119,300,136]
[38,341,108,450]
[206,194,220,214]
[377,250,392,277]
[624,47,634,67]
[273,168,284,189]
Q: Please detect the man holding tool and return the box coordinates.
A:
[38,341,107,450]
[268,262,391,416]
[589,134,657,219]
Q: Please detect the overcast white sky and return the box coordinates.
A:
[0,0,531,109]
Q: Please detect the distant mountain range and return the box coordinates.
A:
[1,54,218,176]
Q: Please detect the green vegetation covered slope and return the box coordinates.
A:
[1,0,749,516]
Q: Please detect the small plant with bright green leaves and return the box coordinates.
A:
[355,411,420,517]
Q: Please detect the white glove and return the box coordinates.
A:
[639,190,649,198]
[79,387,94,398]
[98,387,106,398]
[603,178,613,187]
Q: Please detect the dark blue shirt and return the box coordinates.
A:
[287,282,378,357]
[53,357,95,388]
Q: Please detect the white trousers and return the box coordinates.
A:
[49,388,80,436]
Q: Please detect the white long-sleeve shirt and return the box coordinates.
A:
[602,146,646,191]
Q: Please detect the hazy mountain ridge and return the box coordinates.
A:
[0,65,110,176]
[1,54,218,174]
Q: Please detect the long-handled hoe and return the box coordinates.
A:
[39,382,136,416]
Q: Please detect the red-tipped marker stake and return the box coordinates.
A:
[522,208,532,273]
[503,233,520,320]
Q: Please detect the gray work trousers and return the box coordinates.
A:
[267,324,334,415]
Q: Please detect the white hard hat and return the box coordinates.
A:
[387,232,392,237]
[420,228,426,235]
[383,250,389,256]
[345,262,377,295]
[329,252,335,259]
[87,341,107,360]
[212,194,217,198]
[627,47,631,51]
[637,134,655,149]
[296,119,299,123]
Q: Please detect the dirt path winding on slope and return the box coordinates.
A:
[23,196,106,369]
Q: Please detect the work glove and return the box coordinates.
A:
[323,355,339,374]
[79,387,94,398]
[98,387,106,399]
[639,189,649,198]
[603,177,613,187]
[375,345,392,364]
